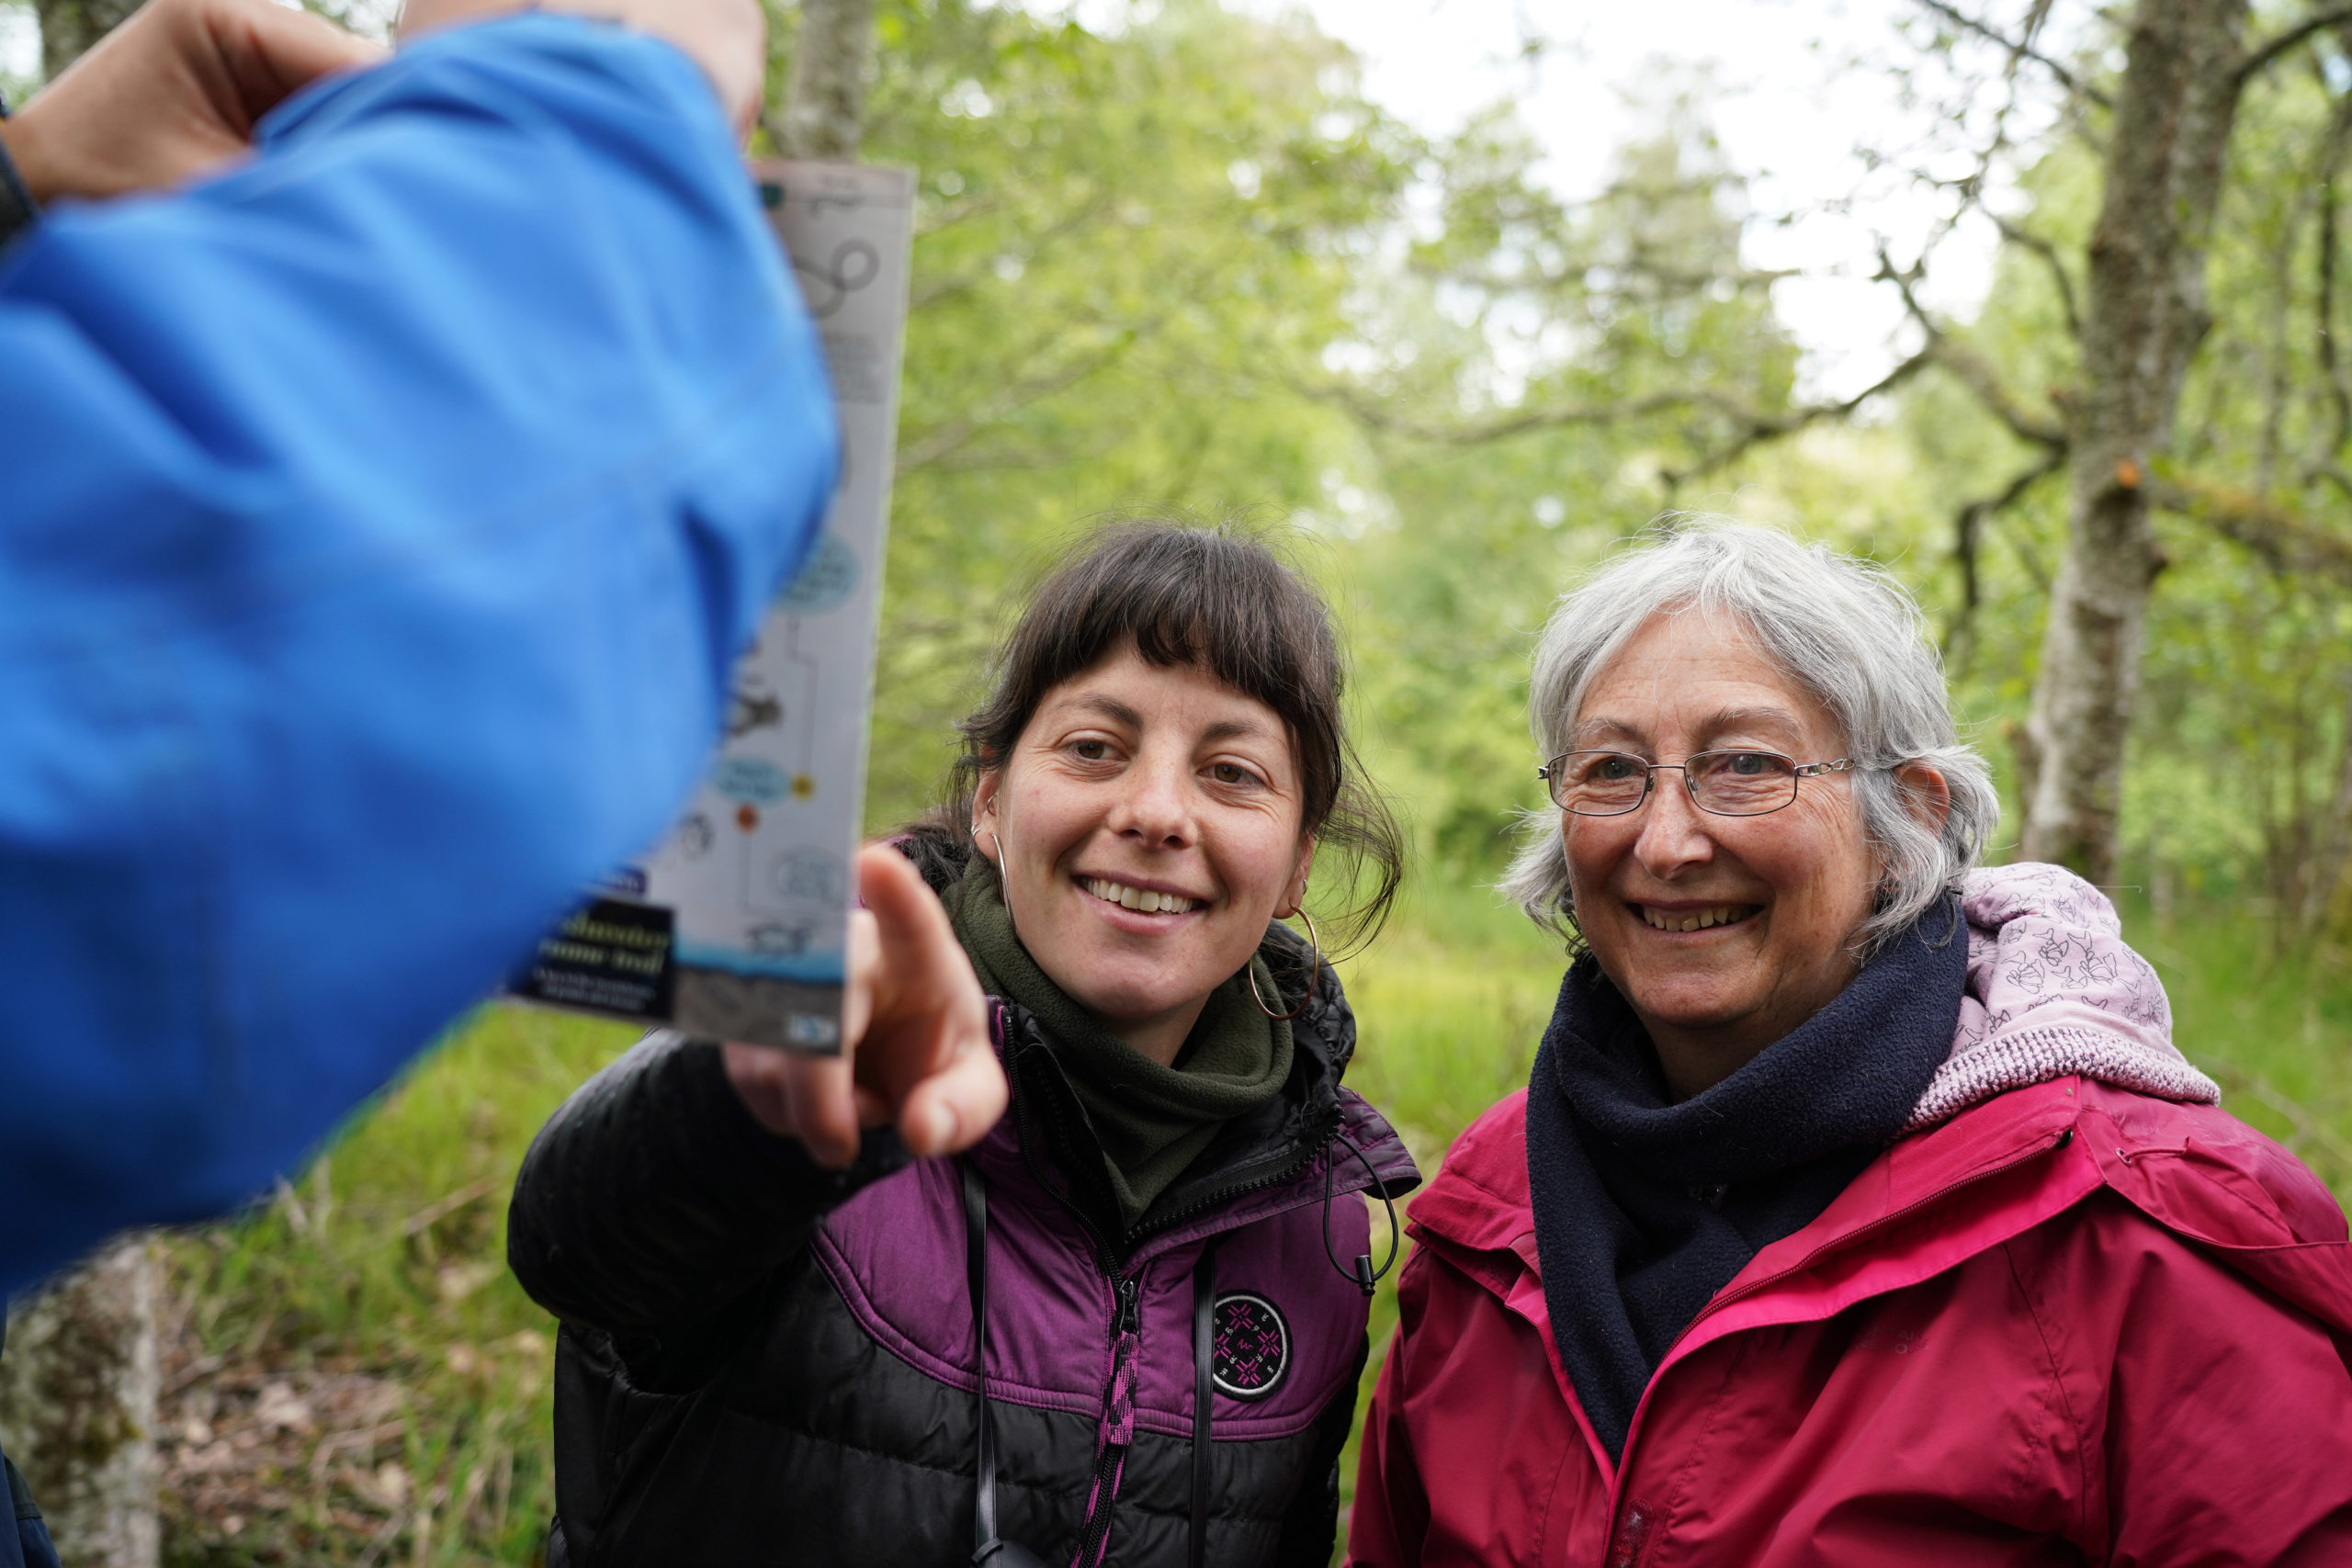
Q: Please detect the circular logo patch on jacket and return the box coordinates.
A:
[1211,1292,1289,1400]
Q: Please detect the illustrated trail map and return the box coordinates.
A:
[507,161,916,1052]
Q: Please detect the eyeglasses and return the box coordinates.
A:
[1537,749,1854,818]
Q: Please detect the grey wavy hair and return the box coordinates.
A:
[1500,520,1999,956]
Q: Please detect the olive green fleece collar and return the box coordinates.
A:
[943,861,1292,1228]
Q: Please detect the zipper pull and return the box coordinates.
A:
[1114,1275,1140,1335]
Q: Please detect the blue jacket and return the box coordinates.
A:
[1,1320,60,1568]
[0,17,839,1298]
[5,1457,59,1568]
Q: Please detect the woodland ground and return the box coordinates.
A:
[148,884,2352,1567]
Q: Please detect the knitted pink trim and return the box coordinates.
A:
[1905,1026,2219,1133]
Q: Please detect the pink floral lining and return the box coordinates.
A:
[1905,863,2220,1134]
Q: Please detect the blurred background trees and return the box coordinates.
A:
[832,0,2352,926]
[10,0,2341,929]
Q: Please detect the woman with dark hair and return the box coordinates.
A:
[508,519,1419,1568]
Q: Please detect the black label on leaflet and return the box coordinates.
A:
[509,897,676,1021]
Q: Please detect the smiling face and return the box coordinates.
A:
[972,645,1315,1066]
[1563,606,1883,1098]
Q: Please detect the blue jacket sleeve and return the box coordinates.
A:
[0,16,839,1296]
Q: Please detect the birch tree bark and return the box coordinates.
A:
[7,11,166,1558]
[0,1239,161,1568]
[777,0,875,160]
[2019,0,2250,879]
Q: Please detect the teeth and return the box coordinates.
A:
[1642,904,1750,932]
[1086,878,1195,915]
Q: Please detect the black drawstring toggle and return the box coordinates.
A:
[1322,1124,1402,1298]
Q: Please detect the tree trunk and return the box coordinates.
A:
[0,1238,161,1568]
[2020,0,2250,881]
[33,0,140,82]
[777,0,876,160]
[14,0,167,1552]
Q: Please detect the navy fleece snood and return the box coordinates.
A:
[1525,897,1965,1458]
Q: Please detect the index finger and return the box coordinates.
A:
[853,846,999,1154]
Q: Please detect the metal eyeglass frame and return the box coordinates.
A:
[1535,749,1855,818]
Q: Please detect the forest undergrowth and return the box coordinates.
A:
[149,883,2352,1567]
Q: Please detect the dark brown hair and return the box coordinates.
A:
[907,516,1404,950]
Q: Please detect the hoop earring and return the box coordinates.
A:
[1249,906,1319,1021]
[980,827,1022,939]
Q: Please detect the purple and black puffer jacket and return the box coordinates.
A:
[508,910,1419,1567]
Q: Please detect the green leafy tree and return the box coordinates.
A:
[849,0,1415,828]
[1891,6,2352,931]
[1332,100,1811,880]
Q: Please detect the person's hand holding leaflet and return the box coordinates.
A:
[0,0,381,208]
[0,0,763,217]
[388,0,1007,1157]
[0,0,963,1294]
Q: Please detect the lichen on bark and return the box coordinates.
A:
[0,1236,162,1568]
[2022,0,2250,882]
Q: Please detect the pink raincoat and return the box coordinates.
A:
[1348,868,2352,1566]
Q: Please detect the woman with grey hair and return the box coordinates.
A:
[1347,522,2352,1566]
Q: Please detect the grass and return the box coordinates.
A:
[2131,900,2352,1194]
[136,884,2351,1565]
[155,1007,640,1567]
[1323,882,1566,1551]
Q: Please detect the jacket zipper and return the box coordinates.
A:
[999,1003,1358,1269]
[990,1001,1374,1562]
[1120,1100,1342,1250]
[1069,1274,1143,1567]
[1599,1125,2075,1549]
[989,1010,1177,1565]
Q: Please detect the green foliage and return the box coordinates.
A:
[1875,28,2352,918]
[839,0,1416,831]
[829,13,1840,901]
[1339,103,1818,882]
